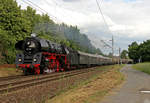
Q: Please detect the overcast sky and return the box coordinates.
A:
[16,0,150,55]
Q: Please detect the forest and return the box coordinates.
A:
[0,0,103,64]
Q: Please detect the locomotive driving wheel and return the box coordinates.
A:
[43,61,57,73]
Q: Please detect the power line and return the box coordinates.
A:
[21,0,44,14]
[26,0,57,19]
[21,0,62,23]
[26,0,47,14]
[95,0,113,47]
[101,40,112,48]
[95,0,111,32]
[95,0,118,57]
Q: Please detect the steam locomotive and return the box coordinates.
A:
[15,34,131,75]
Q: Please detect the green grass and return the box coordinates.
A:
[2,68,17,71]
[132,62,150,74]
[0,68,22,77]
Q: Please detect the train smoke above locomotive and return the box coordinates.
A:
[32,22,99,54]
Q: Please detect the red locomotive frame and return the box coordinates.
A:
[18,52,70,74]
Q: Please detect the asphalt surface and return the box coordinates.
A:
[100,65,150,103]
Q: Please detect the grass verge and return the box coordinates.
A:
[46,65,125,103]
[0,68,22,77]
[132,62,150,74]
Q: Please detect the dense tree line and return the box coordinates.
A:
[128,40,150,63]
[0,0,103,64]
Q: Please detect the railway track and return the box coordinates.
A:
[0,67,98,94]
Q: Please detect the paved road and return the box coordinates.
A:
[100,65,150,103]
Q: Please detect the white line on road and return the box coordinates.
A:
[140,91,150,93]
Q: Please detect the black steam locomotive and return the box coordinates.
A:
[15,34,129,75]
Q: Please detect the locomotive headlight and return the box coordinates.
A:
[18,58,22,62]
[33,58,37,62]
[27,41,30,45]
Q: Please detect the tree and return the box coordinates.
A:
[138,40,150,62]
[0,0,31,40]
[121,50,128,59]
[128,42,139,63]
[0,0,31,63]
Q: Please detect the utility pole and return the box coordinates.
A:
[119,47,121,64]
[112,35,114,62]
